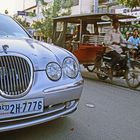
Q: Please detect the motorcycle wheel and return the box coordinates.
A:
[125,62,140,89]
[96,66,108,80]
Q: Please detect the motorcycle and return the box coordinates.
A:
[94,45,140,89]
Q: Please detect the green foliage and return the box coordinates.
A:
[13,15,30,28]
[32,0,72,40]
[118,0,140,9]
[36,0,47,5]
[98,0,108,4]
[62,0,73,8]
[27,12,36,17]
[52,0,61,18]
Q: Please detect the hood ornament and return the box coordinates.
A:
[2,45,9,54]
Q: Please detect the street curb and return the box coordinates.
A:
[81,71,140,91]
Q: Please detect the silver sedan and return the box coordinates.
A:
[0,14,83,132]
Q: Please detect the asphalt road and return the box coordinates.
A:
[1,78,140,140]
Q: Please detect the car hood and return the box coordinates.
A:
[0,38,73,70]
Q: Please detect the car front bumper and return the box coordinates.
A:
[0,80,84,132]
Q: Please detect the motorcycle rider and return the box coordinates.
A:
[104,18,127,68]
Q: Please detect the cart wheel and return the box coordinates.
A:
[83,64,95,72]
[125,63,140,89]
[86,65,95,72]
[97,66,108,80]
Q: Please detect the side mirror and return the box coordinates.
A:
[26,29,34,37]
[28,30,34,37]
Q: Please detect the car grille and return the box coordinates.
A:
[0,55,32,98]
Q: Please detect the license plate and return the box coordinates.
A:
[0,98,43,119]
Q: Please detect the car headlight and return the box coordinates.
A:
[63,57,79,78]
[46,62,62,81]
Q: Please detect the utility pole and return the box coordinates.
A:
[36,0,43,21]
[93,0,98,13]
[23,0,25,10]
[23,0,26,22]
[36,0,40,21]
[79,0,82,14]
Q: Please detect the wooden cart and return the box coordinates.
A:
[53,13,135,71]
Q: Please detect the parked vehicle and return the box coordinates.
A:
[0,14,83,132]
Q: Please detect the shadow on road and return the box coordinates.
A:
[81,70,140,92]
[0,117,76,140]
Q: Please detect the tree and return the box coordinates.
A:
[98,0,108,4]
[32,0,72,42]
[118,0,140,9]
[13,15,30,28]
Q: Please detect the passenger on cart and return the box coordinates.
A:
[65,25,80,52]
[70,25,81,52]
[72,25,80,41]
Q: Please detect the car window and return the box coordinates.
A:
[0,14,30,38]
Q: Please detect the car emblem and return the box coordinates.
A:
[2,45,9,54]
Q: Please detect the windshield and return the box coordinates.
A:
[0,14,30,38]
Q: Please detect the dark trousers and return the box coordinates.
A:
[105,51,122,68]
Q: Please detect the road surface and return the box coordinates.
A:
[1,78,140,140]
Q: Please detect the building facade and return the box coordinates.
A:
[115,7,140,17]
[21,0,119,41]
[22,0,119,23]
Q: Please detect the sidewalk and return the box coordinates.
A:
[80,65,140,91]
